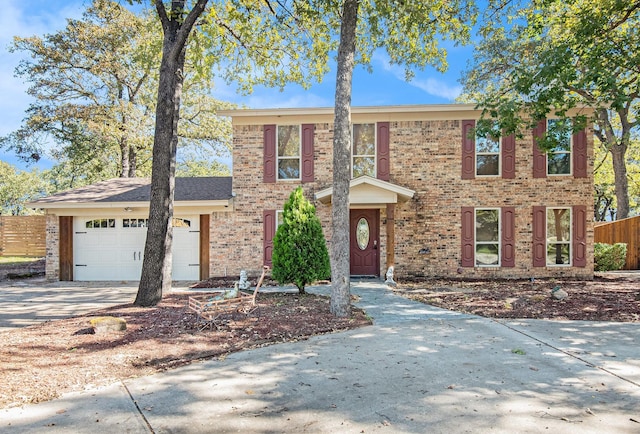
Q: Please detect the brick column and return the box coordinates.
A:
[386,203,395,269]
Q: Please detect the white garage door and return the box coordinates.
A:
[73,216,200,281]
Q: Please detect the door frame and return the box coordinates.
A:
[349,208,380,276]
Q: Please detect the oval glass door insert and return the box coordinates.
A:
[356,218,370,250]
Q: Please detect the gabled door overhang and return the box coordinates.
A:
[315,175,415,208]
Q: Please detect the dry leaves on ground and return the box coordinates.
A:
[0,292,370,409]
[395,275,640,322]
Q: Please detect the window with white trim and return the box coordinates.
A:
[85,218,115,228]
[352,123,376,177]
[475,208,500,266]
[123,218,148,228]
[547,119,572,175]
[476,133,500,176]
[277,125,301,180]
[276,210,284,228]
[546,207,571,265]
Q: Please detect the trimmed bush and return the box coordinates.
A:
[272,187,330,293]
[594,243,627,271]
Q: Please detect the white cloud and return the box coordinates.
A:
[373,52,462,101]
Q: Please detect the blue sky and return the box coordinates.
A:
[1,0,474,171]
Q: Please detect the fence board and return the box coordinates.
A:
[594,216,639,270]
[0,216,47,257]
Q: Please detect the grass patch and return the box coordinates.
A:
[0,256,43,265]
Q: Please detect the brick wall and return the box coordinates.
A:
[45,214,59,281]
[213,117,593,280]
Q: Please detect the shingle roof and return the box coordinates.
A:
[30,177,233,205]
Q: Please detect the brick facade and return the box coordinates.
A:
[214,106,594,280]
[45,214,60,281]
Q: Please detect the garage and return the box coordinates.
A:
[27,177,234,282]
[73,216,200,281]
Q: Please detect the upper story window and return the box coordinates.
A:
[277,125,301,180]
[85,218,115,229]
[352,123,376,178]
[546,207,571,266]
[546,119,572,175]
[476,133,501,176]
[475,208,500,266]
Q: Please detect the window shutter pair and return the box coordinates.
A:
[460,207,515,268]
[532,119,588,178]
[263,124,315,183]
[461,120,515,179]
[532,205,587,267]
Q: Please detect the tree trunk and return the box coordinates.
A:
[610,140,629,219]
[119,136,131,178]
[596,108,630,220]
[330,0,359,318]
[128,144,137,177]
[134,0,206,307]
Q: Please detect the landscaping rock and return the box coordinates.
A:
[89,316,127,334]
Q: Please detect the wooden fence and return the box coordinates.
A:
[594,216,640,270]
[0,216,47,257]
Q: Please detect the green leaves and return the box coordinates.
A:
[462,0,640,218]
[272,187,331,293]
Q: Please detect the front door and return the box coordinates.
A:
[350,209,379,276]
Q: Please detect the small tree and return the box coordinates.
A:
[272,187,330,294]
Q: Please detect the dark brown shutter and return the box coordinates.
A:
[532,206,546,267]
[301,123,314,183]
[461,207,475,267]
[572,205,587,267]
[501,207,516,267]
[59,216,73,281]
[263,125,276,183]
[502,134,516,179]
[532,120,547,178]
[573,128,588,178]
[263,210,276,266]
[461,120,475,179]
[377,122,390,181]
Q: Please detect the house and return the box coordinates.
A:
[30,104,594,282]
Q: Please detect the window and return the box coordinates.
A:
[173,218,191,228]
[123,218,148,228]
[546,207,571,266]
[276,210,284,228]
[547,119,572,175]
[85,218,115,228]
[352,123,376,177]
[476,133,500,176]
[277,125,301,180]
[475,209,500,266]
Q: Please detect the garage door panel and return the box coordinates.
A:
[72,216,199,281]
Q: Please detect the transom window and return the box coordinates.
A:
[173,218,191,228]
[476,133,500,176]
[85,218,115,228]
[547,119,572,175]
[546,207,571,266]
[123,218,148,228]
[277,125,301,180]
[475,209,500,266]
[352,123,376,178]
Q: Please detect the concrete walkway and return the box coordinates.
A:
[1,280,639,433]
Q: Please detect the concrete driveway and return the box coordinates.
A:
[1,280,639,433]
[0,277,194,332]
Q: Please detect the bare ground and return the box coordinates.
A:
[1,260,639,410]
[394,274,640,322]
